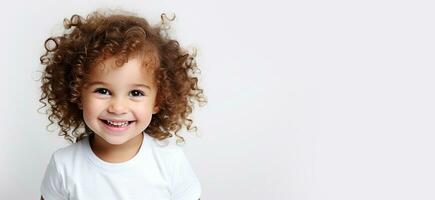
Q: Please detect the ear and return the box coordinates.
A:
[152,106,159,114]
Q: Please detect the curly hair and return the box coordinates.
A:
[39,10,206,144]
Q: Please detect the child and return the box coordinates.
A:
[39,9,206,200]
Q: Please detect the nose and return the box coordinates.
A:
[107,97,128,115]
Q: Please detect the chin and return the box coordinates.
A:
[95,133,133,145]
[101,137,127,145]
[106,139,129,145]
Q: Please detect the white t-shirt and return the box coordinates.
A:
[40,133,201,200]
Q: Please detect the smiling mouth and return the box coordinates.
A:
[100,119,135,127]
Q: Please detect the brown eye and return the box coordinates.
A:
[94,88,110,95]
[130,90,145,97]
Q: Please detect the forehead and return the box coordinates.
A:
[86,54,158,86]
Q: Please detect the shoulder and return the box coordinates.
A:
[132,134,199,197]
[144,134,186,161]
[40,139,87,200]
[50,137,88,169]
[143,134,193,178]
[143,134,202,199]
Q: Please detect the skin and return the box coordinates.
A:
[40,56,201,199]
[81,56,159,162]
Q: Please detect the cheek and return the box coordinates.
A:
[82,106,97,124]
[82,99,104,119]
[133,105,154,119]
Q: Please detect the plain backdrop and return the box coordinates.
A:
[1,0,435,199]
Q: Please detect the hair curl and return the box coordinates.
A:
[39,10,206,144]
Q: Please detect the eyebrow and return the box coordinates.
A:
[87,81,151,89]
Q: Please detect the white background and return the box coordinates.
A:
[1,0,435,199]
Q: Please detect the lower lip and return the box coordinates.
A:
[101,120,134,134]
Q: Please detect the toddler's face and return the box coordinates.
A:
[80,56,159,145]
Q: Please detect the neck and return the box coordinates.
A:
[89,133,144,163]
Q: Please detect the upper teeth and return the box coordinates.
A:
[107,120,129,126]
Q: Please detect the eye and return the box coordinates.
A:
[94,88,111,95]
[130,90,145,97]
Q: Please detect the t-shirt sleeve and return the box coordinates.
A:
[40,153,68,200]
[171,147,202,200]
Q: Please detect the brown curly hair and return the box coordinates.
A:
[39,10,206,144]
